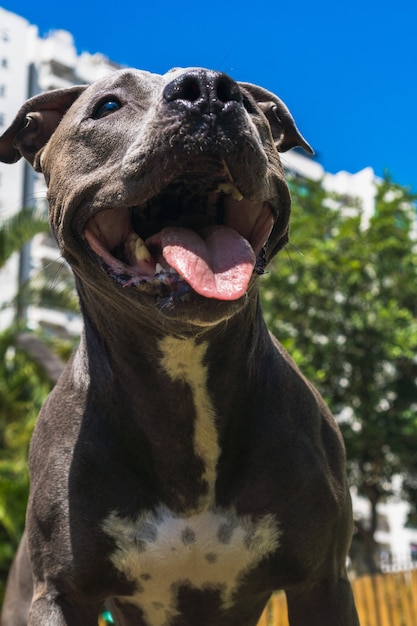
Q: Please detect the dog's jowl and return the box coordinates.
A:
[0,68,360,625]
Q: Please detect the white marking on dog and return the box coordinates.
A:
[159,337,220,507]
[71,341,90,390]
[103,505,280,626]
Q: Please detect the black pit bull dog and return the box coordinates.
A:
[0,67,359,626]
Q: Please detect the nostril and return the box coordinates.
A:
[181,77,202,103]
[163,70,242,111]
[215,76,242,104]
[163,76,202,103]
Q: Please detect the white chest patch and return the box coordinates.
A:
[159,336,220,506]
[103,506,280,626]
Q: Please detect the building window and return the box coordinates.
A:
[0,112,5,127]
[1,58,8,69]
[0,30,10,42]
[0,85,5,97]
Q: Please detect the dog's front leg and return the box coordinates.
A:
[28,593,101,626]
[286,573,359,626]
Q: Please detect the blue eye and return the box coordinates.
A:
[93,98,122,119]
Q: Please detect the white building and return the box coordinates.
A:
[0,6,120,332]
[1,6,416,569]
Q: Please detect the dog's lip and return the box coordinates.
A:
[83,183,274,299]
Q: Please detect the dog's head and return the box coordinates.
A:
[0,67,312,328]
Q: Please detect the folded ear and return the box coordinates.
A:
[0,86,87,170]
[240,82,314,154]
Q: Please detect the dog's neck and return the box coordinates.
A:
[79,290,269,397]
[75,276,267,370]
[70,287,271,513]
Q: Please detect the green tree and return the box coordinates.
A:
[0,206,79,322]
[261,174,417,574]
[0,328,52,602]
[0,206,49,269]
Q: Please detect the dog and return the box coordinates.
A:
[0,67,359,626]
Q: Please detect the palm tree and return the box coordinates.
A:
[0,206,79,325]
[0,206,50,269]
[0,326,52,603]
[1,205,50,323]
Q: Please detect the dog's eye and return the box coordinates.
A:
[92,98,122,119]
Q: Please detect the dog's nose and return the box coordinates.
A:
[163,69,242,114]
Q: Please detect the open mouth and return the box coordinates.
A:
[84,160,274,301]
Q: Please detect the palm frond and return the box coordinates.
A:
[0,206,50,268]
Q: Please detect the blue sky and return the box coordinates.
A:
[3,0,416,191]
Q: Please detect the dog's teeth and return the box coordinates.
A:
[155,263,177,276]
[129,234,152,262]
[220,159,243,199]
[216,182,244,201]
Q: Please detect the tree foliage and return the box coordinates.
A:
[0,206,50,269]
[0,206,79,321]
[261,174,417,573]
[0,328,52,602]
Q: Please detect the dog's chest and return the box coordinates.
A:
[103,505,280,625]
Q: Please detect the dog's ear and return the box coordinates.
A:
[0,86,87,171]
[240,82,314,154]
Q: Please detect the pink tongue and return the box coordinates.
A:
[150,226,256,300]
